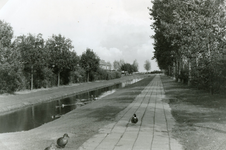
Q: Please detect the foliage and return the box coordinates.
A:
[0,20,126,94]
[150,0,226,93]
[46,34,79,86]
[34,66,54,88]
[151,70,163,74]
[0,63,25,93]
[113,60,120,71]
[70,66,86,83]
[132,60,139,72]
[106,61,112,70]
[113,59,125,71]
[96,67,121,80]
[0,20,13,48]
[0,21,26,93]
[121,63,137,74]
[80,48,100,82]
[0,21,14,64]
[144,60,151,72]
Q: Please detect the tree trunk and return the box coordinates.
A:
[30,65,33,90]
[178,58,181,82]
[207,42,213,94]
[181,58,184,83]
[175,59,179,82]
[188,59,191,86]
[173,61,176,80]
[87,72,89,82]
[57,71,60,87]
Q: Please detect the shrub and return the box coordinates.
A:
[0,63,25,93]
[95,68,121,80]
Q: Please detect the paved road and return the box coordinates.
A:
[78,75,183,150]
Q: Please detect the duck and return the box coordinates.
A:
[51,114,61,119]
[56,133,69,148]
[44,143,56,150]
[131,114,138,124]
[91,95,98,100]
[62,104,66,108]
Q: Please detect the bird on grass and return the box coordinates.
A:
[44,143,56,150]
[131,114,138,124]
[57,133,70,148]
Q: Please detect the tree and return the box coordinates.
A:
[144,60,151,72]
[150,0,226,92]
[0,20,27,93]
[132,59,139,72]
[16,33,46,90]
[0,20,14,63]
[106,61,112,70]
[121,62,137,74]
[113,60,120,71]
[46,34,76,86]
[119,59,125,68]
[113,59,125,71]
[80,48,100,82]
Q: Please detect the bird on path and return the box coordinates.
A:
[44,143,56,150]
[131,114,138,124]
[56,133,70,148]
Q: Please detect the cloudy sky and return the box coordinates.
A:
[0,0,159,72]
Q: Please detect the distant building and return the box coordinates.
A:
[99,60,112,70]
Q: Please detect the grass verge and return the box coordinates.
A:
[161,75,226,150]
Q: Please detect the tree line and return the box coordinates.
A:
[150,0,226,94]
[0,20,138,93]
[113,59,139,74]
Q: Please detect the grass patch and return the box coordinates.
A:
[161,75,226,150]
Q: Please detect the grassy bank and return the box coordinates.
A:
[161,75,226,150]
[0,75,155,150]
[0,74,146,114]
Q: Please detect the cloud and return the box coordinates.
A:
[94,47,123,62]
[0,0,8,10]
[0,0,159,72]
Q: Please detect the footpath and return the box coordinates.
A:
[78,75,183,150]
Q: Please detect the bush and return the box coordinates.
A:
[95,68,121,80]
[190,59,226,94]
[0,63,25,93]
[179,69,188,84]
[34,67,55,88]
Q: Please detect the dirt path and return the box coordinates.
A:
[0,75,154,150]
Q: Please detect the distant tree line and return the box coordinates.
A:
[113,59,139,75]
[0,20,122,93]
[150,0,226,94]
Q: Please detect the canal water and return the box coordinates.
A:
[0,78,142,133]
